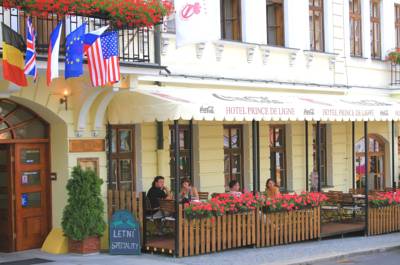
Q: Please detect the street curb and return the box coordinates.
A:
[283,244,400,265]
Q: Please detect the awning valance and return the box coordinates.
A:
[108,87,400,122]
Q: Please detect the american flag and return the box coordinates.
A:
[86,31,120,87]
[24,17,37,81]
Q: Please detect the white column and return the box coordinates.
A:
[381,0,395,59]
[361,0,371,58]
[285,0,310,49]
[324,0,334,53]
[241,0,267,44]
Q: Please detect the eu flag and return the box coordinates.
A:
[65,23,86,79]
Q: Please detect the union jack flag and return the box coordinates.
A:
[24,17,37,81]
[85,31,120,87]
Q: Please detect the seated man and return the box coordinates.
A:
[146,176,170,218]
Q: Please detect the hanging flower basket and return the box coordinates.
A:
[386,48,400,64]
[1,0,173,28]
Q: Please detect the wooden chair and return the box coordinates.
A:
[321,191,342,223]
[340,193,362,221]
[144,197,163,221]
[198,192,209,201]
[159,199,176,222]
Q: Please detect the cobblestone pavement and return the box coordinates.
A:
[1,233,400,265]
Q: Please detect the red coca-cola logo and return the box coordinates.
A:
[180,2,201,20]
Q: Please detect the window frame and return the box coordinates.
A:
[313,124,328,187]
[349,0,363,57]
[169,125,192,191]
[109,125,136,191]
[223,125,244,188]
[220,0,242,41]
[266,0,285,47]
[269,124,287,191]
[309,0,325,52]
[370,0,381,59]
[395,4,400,48]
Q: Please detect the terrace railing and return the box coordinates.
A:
[391,62,400,86]
[0,7,153,64]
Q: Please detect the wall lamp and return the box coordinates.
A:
[60,90,69,111]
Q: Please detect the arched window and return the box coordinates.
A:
[355,135,385,191]
[0,99,48,140]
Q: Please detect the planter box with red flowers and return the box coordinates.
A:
[184,192,328,219]
[1,0,173,28]
[368,191,400,236]
[369,191,400,208]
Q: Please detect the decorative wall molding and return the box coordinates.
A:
[161,36,170,56]
[305,53,315,68]
[289,51,298,67]
[196,43,206,59]
[246,46,256,63]
[75,130,84,137]
[91,130,100,137]
[259,47,271,65]
[329,56,336,70]
[214,43,225,62]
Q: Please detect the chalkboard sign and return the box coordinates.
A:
[109,210,141,255]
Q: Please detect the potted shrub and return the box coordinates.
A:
[62,166,106,254]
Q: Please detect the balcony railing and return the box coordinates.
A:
[391,62,400,86]
[0,7,152,64]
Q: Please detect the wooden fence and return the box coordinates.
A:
[256,207,320,247]
[107,190,144,242]
[368,205,400,235]
[178,205,257,257]
[177,206,320,257]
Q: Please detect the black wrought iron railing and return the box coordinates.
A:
[391,62,400,86]
[0,7,152,64]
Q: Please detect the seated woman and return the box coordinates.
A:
[228,180,242,197]
[180,178,199,203]
[265,178,281,199]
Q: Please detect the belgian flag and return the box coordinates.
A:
[2,23,27,87]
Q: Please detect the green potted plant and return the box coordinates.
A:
[62,166,106,254]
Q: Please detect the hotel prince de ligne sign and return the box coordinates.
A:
[110,210,141,255]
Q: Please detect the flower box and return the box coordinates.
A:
[68,236,100,254]
[1,0,173,28]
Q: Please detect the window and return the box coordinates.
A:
[0,99,48,140]
[355,135,385,190]
[224,125,243,188]
[313,124,327,187]
[349,0,362,56]
[395,4,400,48]
[169,125,192,191]
[370,0,381,59]
[267,0,284,46]
[220,0,242,41]
[269,125,286,190]
[309,0,324,51]
[109,125,135,191]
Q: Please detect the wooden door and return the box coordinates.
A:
[14,143,50,251]
[0,145,13,252]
